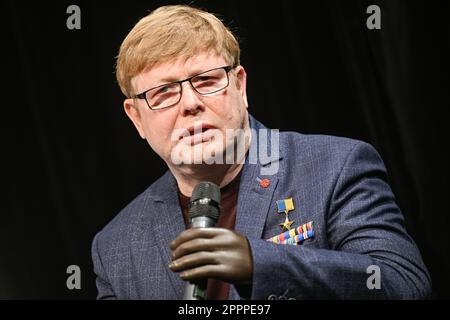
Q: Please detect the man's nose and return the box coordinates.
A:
[178,81,205,115]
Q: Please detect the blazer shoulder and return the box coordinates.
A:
[280,131,375,163]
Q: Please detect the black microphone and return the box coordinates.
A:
[183,181,221,300]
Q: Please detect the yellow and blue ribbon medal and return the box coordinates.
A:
[276,198,295,232]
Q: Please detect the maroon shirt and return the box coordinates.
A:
[178,172,241,300]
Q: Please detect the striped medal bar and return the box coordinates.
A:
[266,221,314,245]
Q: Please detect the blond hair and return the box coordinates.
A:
[116,5,240,98]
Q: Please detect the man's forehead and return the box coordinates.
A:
[132,52,226,92]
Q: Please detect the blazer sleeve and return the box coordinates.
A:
[92,232,117,300]
[247,141,432,299]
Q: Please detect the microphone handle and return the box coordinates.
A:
[182,216,217,300]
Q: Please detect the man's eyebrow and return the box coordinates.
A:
[153,68,209,86]
[156,75,180,84]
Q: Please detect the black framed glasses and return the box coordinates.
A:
[134,66,234,110]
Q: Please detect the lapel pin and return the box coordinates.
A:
[256,177,270,189]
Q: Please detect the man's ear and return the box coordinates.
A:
[235,66,249,109]
[124,99,146,139]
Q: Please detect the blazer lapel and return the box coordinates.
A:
[235,115,283,239]
[229,116,283,300]
[151,172,186,298]
[235,164,279,239]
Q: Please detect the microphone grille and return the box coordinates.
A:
[189,181,221,222]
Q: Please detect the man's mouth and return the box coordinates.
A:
[179,123,218,145]
[188,127,210,135]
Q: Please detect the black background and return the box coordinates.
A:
[2,0,449,299]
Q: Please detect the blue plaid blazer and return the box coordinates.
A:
[92,115,431,299]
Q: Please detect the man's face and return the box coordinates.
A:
[124,51,249,167]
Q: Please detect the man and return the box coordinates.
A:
[92,5,431,299]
